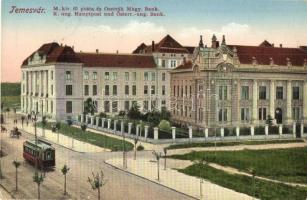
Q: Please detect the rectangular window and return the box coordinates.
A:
[190,85,192,97]
[144,85,148,95]
[241,108,250,121]
[151,100,156,110]
[173,85,176,96]
[112,101,118,112]
[84,85,89,96]
[112,72,118,81]
[151,85,155,95]
[276,87,283,100]
[292,86,300,100]
[132,72,137,81]
[66,85,73,96]
[113,85,117,95]
[258,108,267,120]
[125,85,129,95]
[104,101,110,112]
[51,85,53,95]
[143,101,149,111]
[177,85,179,97]
[162,100,166,106]
[51,101,53,113]
[162,73,166,81]
[66,71,71,80]
[92,72,97,80]
[241,86,249,100]
[51,71,53,80]
[292,107,300,120]
[161,60,166,68]
[219,86,228,100]
[125,72,129,81]
[259,86,267,100]
[105,85,109,96]
[83,71,89,80]
[124,101,130,111]
[162,86,166,95]
[144,72,148,81]
[66,101,72,113]
[105,72,109,80]
[151,72,155,81]
[132,85,136,95]
[219,108,228,122]
[93,85,97,96]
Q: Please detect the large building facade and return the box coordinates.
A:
[171,35,307,129]
[20,35,193,120]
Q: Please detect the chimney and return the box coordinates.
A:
[211,34,218,48]
[199,35,204,48]
[272,43,275,47]
[72,45,74,50]
[221,35,226,45]
[96,49,99,54]
[60,43,63,47]
[152,41,155,52]
[116,50,119,54]
[279,44,282,48]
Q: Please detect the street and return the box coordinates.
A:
[0,115,194,200]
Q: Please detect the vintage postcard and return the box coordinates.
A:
[1,0,307,199]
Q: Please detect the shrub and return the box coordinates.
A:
[118,111,126,117]
[67,119,73,126]
[158,120,171,131]
[137,145,144,151]
[81,124,87,132]
[99,112,107,118]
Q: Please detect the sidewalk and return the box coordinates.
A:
[106,157,255,200]
[17,123,107,153]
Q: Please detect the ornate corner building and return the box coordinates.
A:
[171,35,307,128]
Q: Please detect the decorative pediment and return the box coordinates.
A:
[28,52,46,65]
[217,63,235,72]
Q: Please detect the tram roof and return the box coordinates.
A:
[24,140,54,150]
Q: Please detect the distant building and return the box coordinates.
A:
[20,35,193,121]
[171,35,307,128]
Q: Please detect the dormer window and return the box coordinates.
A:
[252,57,257,66]
[286,58,292,66]
[270,58,274,66]
[66,71,72,80]
[83,71,89,80]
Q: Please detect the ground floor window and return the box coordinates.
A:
[258,107,267,120]
[124,101,130,111]
[66,101,72,113]
[218,108,228,122]
[112,101,118,113]
[104,101,110,112]
[292,107,301,120]
[241,108,250,121]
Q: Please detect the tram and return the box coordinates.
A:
[23,139,55,168]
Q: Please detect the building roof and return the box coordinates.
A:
[228,45,307,66]
[174,60,193,70]
[22,42,81,66]
[133,34,190,54]
[77,53,156,68]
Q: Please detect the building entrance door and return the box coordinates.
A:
[275,108,283,124]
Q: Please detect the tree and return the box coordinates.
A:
[147,111,161,126]
[160,107,171,121]
[41,116,47,137]
[133,137,139,160]
[81,123,87,132]
[127,103,142,120]
[12,160,21,191]
[99,112,107,118]
[84,98,96,116]
[88,170,107,200]
[33,171,44,199]
[163,148,167,170]
[152,151,162,181]
[158,120,171,132]
[61,165,70,195]
[21,116,25,127]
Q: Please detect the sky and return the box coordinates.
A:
[1,0,307,82]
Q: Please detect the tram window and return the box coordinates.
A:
[46,152,51,160]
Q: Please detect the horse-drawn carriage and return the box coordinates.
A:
[10,127,21,138]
